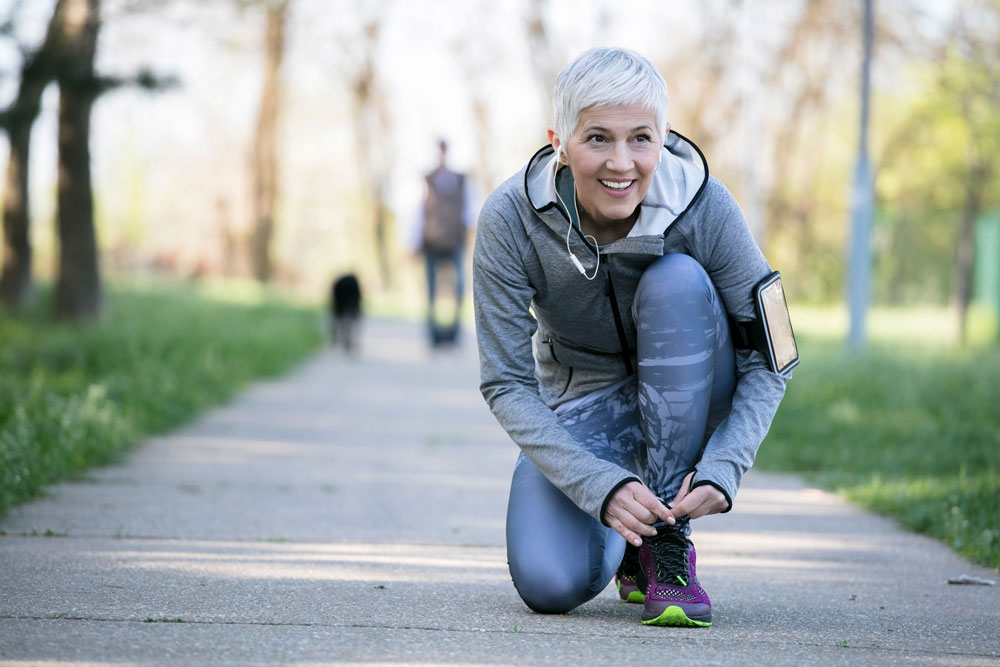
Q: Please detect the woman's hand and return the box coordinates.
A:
[670,471,728,520]
[603,480,675,547]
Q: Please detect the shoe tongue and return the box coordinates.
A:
[653,516,690,533]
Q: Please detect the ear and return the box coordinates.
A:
[547,129,567,163]
[658,123,671,164]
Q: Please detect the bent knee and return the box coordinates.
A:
[640,254,710,292]
[635,254,715,313]
[511,565,591,614]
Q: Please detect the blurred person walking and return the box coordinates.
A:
[417,140,477,348]
[473,47,795,627]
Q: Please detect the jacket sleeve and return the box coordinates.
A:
[473,192,637,522]
[684,179,788,510]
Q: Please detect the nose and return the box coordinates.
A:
[605,141,634,172]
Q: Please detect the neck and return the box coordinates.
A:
[579,207,639,246]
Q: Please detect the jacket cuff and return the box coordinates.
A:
[599,476,641,526]
[690,479,733,513]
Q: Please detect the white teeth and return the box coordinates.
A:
[601,180,633,190]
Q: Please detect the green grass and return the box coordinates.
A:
[0,281,323,515]
[759,307,1000,570]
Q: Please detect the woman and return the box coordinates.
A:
[473,47,790,627]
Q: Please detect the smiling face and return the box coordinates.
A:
[549,103,663,243]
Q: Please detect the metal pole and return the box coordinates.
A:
[848,0,875,350]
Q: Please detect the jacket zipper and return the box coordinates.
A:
[551,193,632,375]
[603,255,635,376]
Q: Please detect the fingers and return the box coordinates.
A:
[644,495,675,525]
[626,481,674,526]
[670,494,704,521]
[671,484,727,520]
[606,478,728,549]
[605,479,728,546]
[607,514,654,548]
[604,482,666,546]
[671,471,695,507]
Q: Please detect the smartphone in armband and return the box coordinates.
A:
[754,271,799,377]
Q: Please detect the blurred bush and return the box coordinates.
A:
[0,282,323,515]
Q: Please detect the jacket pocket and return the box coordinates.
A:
[535,335,573,400]
[548,333,622,372]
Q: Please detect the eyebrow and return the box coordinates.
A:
[584,124,654,134]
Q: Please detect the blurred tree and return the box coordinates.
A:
[522,0,611,141]
[692,0,928,304]
[0,0,175,318]
[875,0,1000,343]
[0,0,67,310]
[346,5,393,289]
[455,0,500,192]
[758,0,858,302]
[249,0,289,283]
[673,1,743,153]
[946,0,1000,344]
[53,0,103,321]
[524,0,560,132]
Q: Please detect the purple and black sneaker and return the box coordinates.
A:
[614,542,646,603]
[638,517,712,627]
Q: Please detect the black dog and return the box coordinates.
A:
[330,273,362,353]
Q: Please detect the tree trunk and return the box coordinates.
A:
[373,179,390,288]
[1,127,34,309]
[342,16,394,290]
[53,0,102,321]
[955,164,986,346]
[0,0,69,310]
[348,17,393,290]
[250,0,287,284]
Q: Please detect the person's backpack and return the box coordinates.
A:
[421,169,466,254]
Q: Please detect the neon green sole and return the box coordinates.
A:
[641,605,712,627]
[616,580,646,604]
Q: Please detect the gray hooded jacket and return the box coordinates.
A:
[473,131,788,522]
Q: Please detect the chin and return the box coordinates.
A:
[599,202,639,223]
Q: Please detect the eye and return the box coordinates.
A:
[633,133,653,143]
[586,134,607,143]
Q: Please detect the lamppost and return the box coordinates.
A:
[848,0,875,350]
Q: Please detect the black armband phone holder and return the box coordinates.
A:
[729,271,799,377]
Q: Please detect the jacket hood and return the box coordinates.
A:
[524,130,709,243]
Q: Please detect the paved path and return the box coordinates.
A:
[1,319,998,666]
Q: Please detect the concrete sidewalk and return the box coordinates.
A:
[1,318,997,666]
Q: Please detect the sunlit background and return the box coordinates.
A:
[2,0,999,582]
[1,0,998,341]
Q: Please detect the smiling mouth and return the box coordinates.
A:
[600,179,635,190]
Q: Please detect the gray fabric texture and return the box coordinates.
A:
[473,131,788,522]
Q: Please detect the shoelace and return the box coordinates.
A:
[648,522,692,586]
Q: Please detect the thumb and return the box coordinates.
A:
[671,491,698,520]
[671,471,696,507]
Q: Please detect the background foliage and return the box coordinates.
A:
[759,310,1000,569]
[0,282,322,514]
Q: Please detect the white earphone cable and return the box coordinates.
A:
[554,156,600,281]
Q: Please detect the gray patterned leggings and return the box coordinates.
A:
[506,254,736,613]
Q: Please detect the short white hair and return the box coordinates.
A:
[551,47,669,146]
